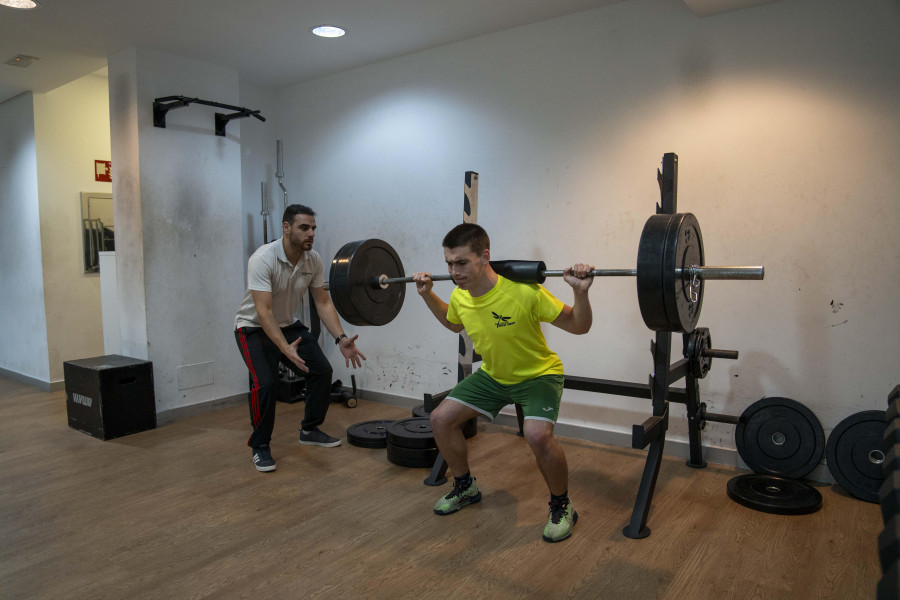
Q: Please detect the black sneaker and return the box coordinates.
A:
[252,445,276,472]
[299,428,342,447]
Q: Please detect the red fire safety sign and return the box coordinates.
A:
[95,160,111,182]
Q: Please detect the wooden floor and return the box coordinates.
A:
[0,375,883,600]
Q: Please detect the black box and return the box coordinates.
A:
[64,355,157,440]
[275,374,306,404]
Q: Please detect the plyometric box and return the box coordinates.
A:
[64,355,157,440]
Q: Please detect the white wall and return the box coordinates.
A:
[273,0,900,453]
[238,79,280,262]
[33,73,111,382]
[108,47,247,414]
[0,92,51,384]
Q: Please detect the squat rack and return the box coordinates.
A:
[423,153,743,539]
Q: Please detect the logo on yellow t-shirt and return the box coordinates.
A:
[492,311,516,328]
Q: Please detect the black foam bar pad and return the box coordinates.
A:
[490,260,547,284]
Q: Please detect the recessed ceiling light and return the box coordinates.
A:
[0,0,40,9]
[311,25,346,38]
[5,54,39,67]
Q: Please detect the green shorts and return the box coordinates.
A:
[446,369,565,423]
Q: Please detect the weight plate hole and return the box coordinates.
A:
[766,485,781,494]
[870,450,885,464]
[771,432,786,446]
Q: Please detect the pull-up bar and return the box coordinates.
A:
[152,95,266,137]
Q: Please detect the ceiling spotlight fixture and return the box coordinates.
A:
[311,25,346,38]
[0,0,40,9]
[5,54,39,68]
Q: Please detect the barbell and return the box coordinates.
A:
[328,212,764,333]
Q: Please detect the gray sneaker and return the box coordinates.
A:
[299,428,342,447]
[252,445,276,472]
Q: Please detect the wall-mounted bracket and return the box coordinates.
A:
[153,95,266,136]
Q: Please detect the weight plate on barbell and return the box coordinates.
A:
[825,410,886,503]
[636,214,669,332]
[726,473,822,515]
[329,239,406,326]
[666,213,704,334]
[636,213,704,333]
[735,396,826,480]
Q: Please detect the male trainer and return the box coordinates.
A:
[235,204,365,472]
[412,223,594,543]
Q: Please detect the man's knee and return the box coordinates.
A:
[524,421,555,452]
[430,402,470,433]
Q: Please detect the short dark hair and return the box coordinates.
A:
[442,223,490,255]
[283,204,316,224]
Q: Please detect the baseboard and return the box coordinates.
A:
[156,393,246,425]
[0,366,64,392]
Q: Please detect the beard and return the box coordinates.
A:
[287,230,313,252]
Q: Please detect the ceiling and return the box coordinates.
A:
[0,0,783,105]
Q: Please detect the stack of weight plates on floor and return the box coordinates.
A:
[347,408,479,470]
[729,396,826,515]
[386,418,439,468]
[878,385,900,600]
[346,420,394,449]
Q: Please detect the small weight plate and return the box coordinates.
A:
[685,327,712,379]
[346,419,395,449]
[412,404,429,418]
[386,417,436,450]
[329,239,405,326]
[825,410,886,503]
[735,397,826,480]
[726,473,822,515]
[386,442,439,468]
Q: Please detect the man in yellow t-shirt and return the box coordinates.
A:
[412,223,594,543]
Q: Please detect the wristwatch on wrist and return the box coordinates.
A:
[334,333,348,345]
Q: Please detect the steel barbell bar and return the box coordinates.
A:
[376,265,764,288]
[328,213,766,332]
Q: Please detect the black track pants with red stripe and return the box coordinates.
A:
[234,321,333,448]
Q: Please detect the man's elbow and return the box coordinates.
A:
[570,318,592,335]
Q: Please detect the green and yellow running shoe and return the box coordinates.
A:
[542,497,578,542]
[433,478,482,515]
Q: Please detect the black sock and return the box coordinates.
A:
[454,472,473,488]
[550,491,569,504]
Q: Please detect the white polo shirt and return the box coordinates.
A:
[234,238,326,329]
